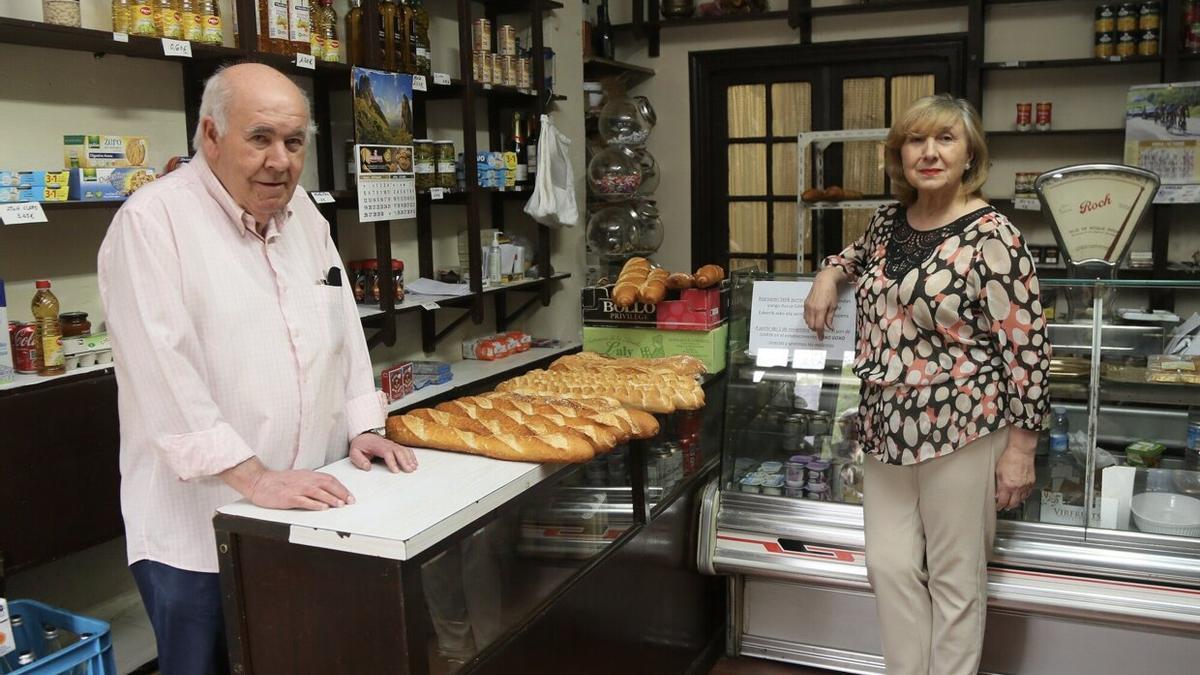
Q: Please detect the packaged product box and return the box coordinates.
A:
[63,135,150,168]
[62,332,111,356]
[0,183,70,203]
[409,360,453,388]
[381,362,415,403]
[462,333,526,360]
[68,168,157,201]
[581,283,728,331]
[0,170,71,188]
[582,323,728,373]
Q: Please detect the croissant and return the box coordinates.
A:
[694,264,725,288]
[666,272,695,290]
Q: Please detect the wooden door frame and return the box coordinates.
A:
[689,35,968,270]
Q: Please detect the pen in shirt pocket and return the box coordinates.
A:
[319,266,343,287]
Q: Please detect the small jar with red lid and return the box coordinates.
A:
[348,260,365,304]
[392,259,405,303]
[362,259,381,304]
[59,311,91,337]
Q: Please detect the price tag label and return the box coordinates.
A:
[113,32,129,43]
[483,83,492,90]
[429,187,445,200]
[0,202,48,225]
[1003,60,1019,68]
[310,191,335,204]
[433,72,452,86]
[161,38,192,58]
[421,302,440,311]
[413,75,427,91]
[296,53,316,70]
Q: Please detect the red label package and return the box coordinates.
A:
[656,287,723,330]
[462,331,531,361]
[382,362,414,403]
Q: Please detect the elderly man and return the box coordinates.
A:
[98,63,417,675]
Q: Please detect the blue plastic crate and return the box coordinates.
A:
[3,600,116,675]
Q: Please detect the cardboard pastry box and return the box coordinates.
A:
[580,283,728,331]
[582,323,728,374]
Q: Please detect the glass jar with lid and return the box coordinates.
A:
[59,312,91,337]
[632,200,663,255]
[587,146,642,201]
[43,0,81,27]
[632,147,659,195]
[586,204,641,259]
[599,93,654,146]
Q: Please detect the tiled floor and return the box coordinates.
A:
[710,656,850,675]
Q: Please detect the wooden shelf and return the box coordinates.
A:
[583,56,655,84]
[613,10,788,31]
[0,363,114,396]
[987,128,1125,138]
[359,272,571,319]
[800,0,967,17]
[475,0,564,13]
[982,55,1162,70]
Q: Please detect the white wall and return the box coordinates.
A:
[0,0,587,370]
[605,1,1199,268]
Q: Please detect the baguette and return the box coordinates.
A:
[462,394,638,436]
[471,393,659,439]
[612,281,640,307]
[505,369,703,392]
[386,415,594,463]
[435,400,620,451]
[499,383,678,414]
[552,352,708,377]
[693,264,725,289]
[480,392,659,439]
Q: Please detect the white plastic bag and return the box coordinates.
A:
[524,114,578,227]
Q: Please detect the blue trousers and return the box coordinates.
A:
[130,560,229,675]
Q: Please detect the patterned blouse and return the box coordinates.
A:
[823,204,1051,465]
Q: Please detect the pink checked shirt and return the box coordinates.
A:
[98,153,385,573]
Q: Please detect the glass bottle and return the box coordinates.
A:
[594,0,614,60]
[510,112,528,186]
[180,0,203,41]
[59,312,91,337]
[526,114,540,183]
[394,0,412,72]
[379,0,397,71]
[41,626,65,657]
[200,0,221,45]
[32,279,64,376]
[288,0,311,55]
[345,0,363,64]
[409,0,430,76]
[112,0,130,32]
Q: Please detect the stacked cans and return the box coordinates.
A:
[1097,3,1159,59]
[471,18,532,89]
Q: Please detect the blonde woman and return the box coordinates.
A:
[803,94,1052,674]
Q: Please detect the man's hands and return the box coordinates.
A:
[349,432,419,474]
[803,268,845,340]
[996,427,1038,511]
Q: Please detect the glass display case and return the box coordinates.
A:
[698,272,1200,673]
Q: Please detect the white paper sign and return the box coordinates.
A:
[161,38,192,58]
[413,75,427,91]
[310,191,335,204]
[296,53,316,70]
[0,202,48,225]
[429,187,444,200]
[749,280,855,365]
[433,72,452,86]
[421,302,440,311]
[113,32,129,43]
[0,598,14,657]
[1012,197,1040,211]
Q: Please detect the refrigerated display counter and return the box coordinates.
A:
[697,273,1200,674]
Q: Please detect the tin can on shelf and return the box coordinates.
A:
[498,24,517,55]
[517,57,531,89]
[1016,102,1032,131]
[1035,102,1052,131]
[1117,30,1138,57]
[491,53,503,87]
[1095,31,1116,58]
[1138,29,1159,55]
[1139,1,1160,29]
[1117,3,1138,31]
[502,54,517,87]
[413,139,436,191]
[11,322,39,374]
[472,18,491,52]
[1095,5,1115,32]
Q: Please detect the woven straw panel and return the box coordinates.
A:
[842,77,886,198]
[728,144,767,196]
[775,259,800,273]
[772,142,798,196]
[891,75,935,122]
[728,85,766,138]
[842,209,872,248]
[729,202,767,254]
[772,82,812,137]
[773,202,800,255]
[731,258,767,273]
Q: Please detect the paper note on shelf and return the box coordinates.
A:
[296,53,316,70]
[433,72,452,86]
[161,38,192,58]
[310,191,336,204]
[406,278,472,297]
[0,202,48,225]
[413,75,427,91]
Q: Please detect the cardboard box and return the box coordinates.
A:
[409,360,452,389]
[68,167,156,201]
[63,134,150,168]
[62,332,111,357]
[0,183,69,203]
[582,323,728,374]
[382,362,414,403]
[581,283,728,331]
[0,170,71,188]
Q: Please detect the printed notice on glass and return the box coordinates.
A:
[355,144,416,222]
[749,280,855,368]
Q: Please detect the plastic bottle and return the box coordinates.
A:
[179,0,203,41]
[344,0,363,64]
[288,0,311,55]
[200,0,221,45]
[409,0,430,76]
[308,0,324,59]
[0,279,13,386]
[1049,406,1069,456]
[112,0,130,32]
[488,231,502,285]
[316,0,339,62]
[154,0,182,39]
[32,279,65,376]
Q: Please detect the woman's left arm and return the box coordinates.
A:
[976,225,1054,510]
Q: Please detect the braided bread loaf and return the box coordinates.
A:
[435,399,621,452]
[480,392,660,438]
[552,352,708,377]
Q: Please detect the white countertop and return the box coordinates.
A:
[217,449,563,561]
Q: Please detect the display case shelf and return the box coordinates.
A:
[986,128,1126,138]
[0,363,114,395]
[799,0,967,17]
[982,55,1163,69]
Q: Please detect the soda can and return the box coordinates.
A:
[12,322,40,374]
[472,18,491,52]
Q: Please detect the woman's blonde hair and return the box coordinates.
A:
[885,94,988,207]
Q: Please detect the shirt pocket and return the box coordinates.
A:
[314,286,347,355]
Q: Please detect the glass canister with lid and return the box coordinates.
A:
[43,0,82,27]
[587,145,642,200]
[413,139,436,192]
[599,93,654,146]
[435,141,456,190]
[59,312,91,337]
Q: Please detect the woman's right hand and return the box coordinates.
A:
[804,269,843,340]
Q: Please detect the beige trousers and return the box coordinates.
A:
[862,427,1008,675]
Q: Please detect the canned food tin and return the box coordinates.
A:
[11,322,39,374]
[498,24,517,56]
[491,53,503,86]
[1035,102,1052,131]
[472,18,491,52]
[1117,31,1138,57]
[517,57,532,89]
[1016,102,1032,131]
[502,54,517,87]
[1117,4,1138,31]
[1139,1,1160,30]
[1095,5,1115,32]
[473,50,490,83]
[1139,29,1159,55]
[1095,31,1116,58]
